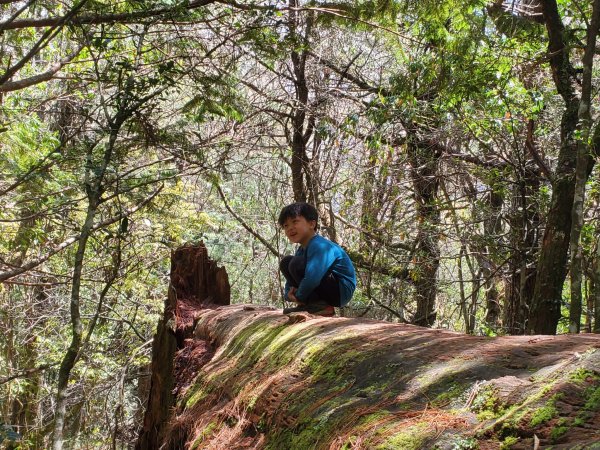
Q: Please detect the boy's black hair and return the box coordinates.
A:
[278,202,318,231]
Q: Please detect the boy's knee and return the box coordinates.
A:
[288,255,306,277]
[280,255,293,272]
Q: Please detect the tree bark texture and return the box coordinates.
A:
[530,0,600,334]
[160,305,600,449]
[51,197,98,450]
[594,242,600,333]
[568,0,600,334]
[136,242,230,450]
[529,0,579,334]
[408,139,440,327]
[288,0,313,203]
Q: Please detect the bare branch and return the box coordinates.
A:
[0,363,58,385]
[0,0,216,30]
[0,45,84,93]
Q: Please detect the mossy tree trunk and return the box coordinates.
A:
[529,0,600,334]
[408,138,440,327]
[568,0,600,334]
[163,305,600,450]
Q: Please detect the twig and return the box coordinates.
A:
[0,363,58,385]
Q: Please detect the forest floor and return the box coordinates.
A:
[165,304,600,449]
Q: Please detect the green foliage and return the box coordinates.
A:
[1,0,600,446]
[500,435,518,450]
[314,0,401,28]
[451,437,479,450]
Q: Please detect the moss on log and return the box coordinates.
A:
[155,305,600,449]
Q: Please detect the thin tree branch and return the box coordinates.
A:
[0,0,216,30]
[214,182,281,257]
[0,45,84,92]
[0,363,59,385]
[0,0,89,86]
[0,0,36,34]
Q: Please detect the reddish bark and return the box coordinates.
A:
[162,305,600,449]
[136,242,229,450]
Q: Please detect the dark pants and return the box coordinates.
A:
[279,255,341,307]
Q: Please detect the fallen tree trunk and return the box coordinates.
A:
[138,244,600,449]
[146,304,600,449]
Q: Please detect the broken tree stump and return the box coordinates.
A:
[136,243,230,450]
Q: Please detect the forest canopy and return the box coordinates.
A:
[1,0,599,447]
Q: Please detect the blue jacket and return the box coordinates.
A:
[284,235,356,306]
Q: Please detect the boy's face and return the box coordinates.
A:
[282,215,316,247]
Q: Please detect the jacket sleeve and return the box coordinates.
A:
[295,240,337,302]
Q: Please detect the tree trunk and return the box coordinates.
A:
[585,278,593,333]
[288,0,312,203]
[481,190,503,328]
[530,0,599,334]
[52,121,123,448]
[162,305,600,449]
[594,241,600,333]
[528,133,577,334]
[408,139,440,327]
[359,144,378,254]
[529,0,579,334]
[10,285,46,443]
[568,0,600,334]
[51,197,98,450]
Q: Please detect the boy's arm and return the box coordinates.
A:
[295,241,336,302]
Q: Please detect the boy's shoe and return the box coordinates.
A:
[283,303,335,317]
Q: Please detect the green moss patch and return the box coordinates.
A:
[529,394,562,427]
[375,422,430,450]
[500,435,518,450]
[569,368,600,384]
[470,385,507,421]
[583,385,600,411]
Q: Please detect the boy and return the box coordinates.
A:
[278,202,356,316]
